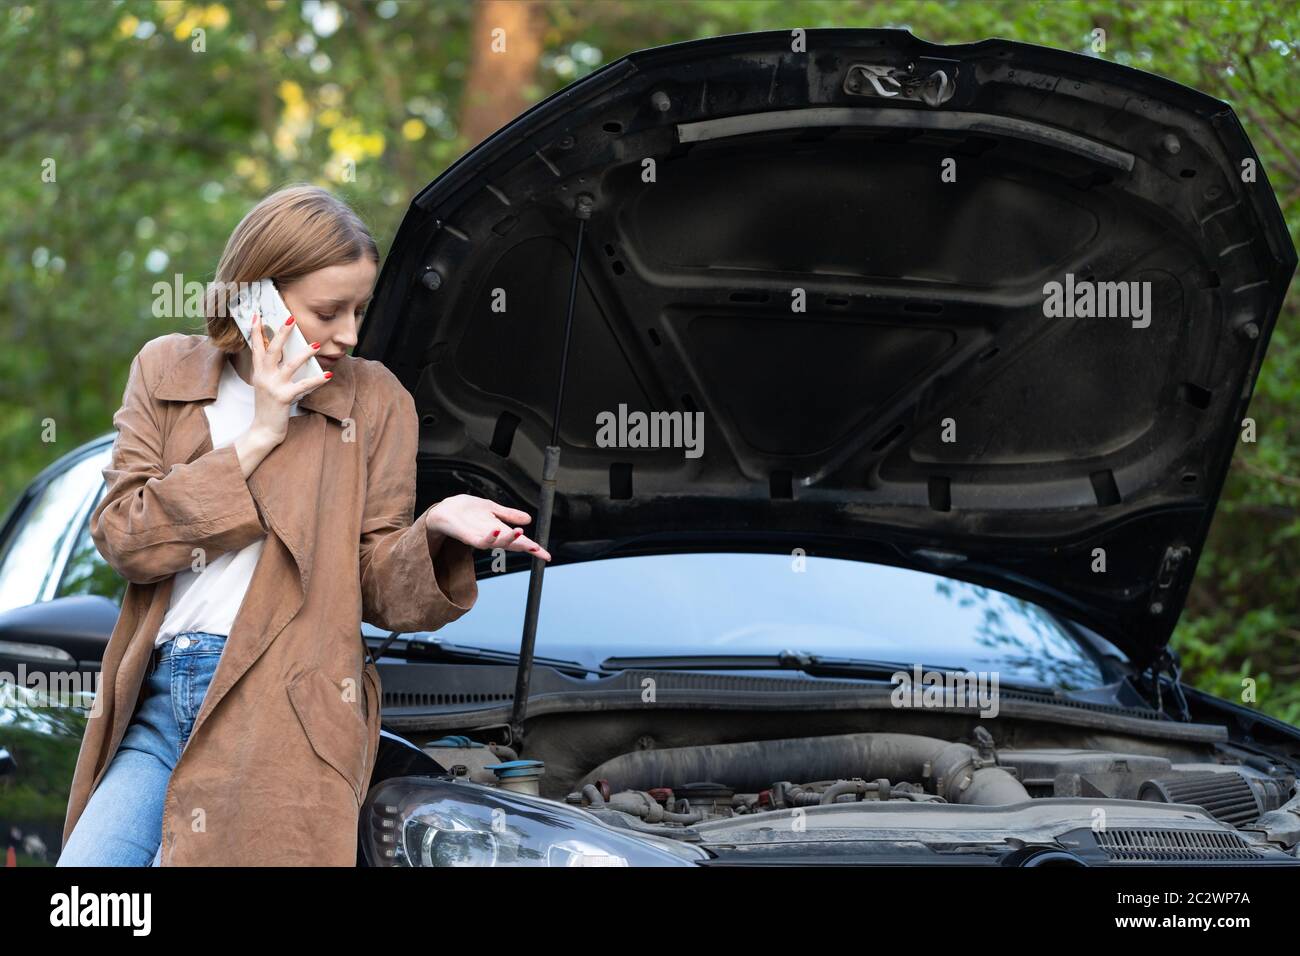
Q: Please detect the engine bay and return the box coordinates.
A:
[417,716,1298,840]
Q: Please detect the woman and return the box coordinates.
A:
[58,184,548,866]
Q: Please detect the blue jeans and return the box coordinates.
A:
[57,631,228,867]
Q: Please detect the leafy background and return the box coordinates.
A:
[2,0,1297,725]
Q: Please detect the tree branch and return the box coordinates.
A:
[1237,457,1300,490]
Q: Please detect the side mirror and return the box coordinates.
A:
[0,594,119,669]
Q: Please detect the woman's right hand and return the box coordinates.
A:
[248,309,331,446]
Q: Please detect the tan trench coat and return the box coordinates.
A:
[60,332,478,865]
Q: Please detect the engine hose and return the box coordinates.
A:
[581,783,704,823]
[820,779,868,805]
[578,732,1030,806]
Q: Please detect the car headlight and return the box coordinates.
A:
[361,776,709,866]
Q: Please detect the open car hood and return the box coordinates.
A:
[359,29,1295,670]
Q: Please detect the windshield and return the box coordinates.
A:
[414,553,1108,690]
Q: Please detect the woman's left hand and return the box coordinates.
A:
[424,494,552,561]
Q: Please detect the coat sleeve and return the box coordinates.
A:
[89,347,270,585]
[358,374,477,634]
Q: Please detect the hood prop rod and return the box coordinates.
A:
[509,194,592,747]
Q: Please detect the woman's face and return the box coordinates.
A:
[278,256,378,373]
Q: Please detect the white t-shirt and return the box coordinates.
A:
[154,359,302,648]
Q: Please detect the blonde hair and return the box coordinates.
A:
[204,184,380,353]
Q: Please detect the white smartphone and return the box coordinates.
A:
[228,278,324,385]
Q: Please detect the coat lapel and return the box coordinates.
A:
[151,335,358,740]
[154,334,355,456]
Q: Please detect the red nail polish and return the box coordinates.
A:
[285,316,294,325]
[491,529,500,536]
[310,341,320,349]
[323,371,332,379]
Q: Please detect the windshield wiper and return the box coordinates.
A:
[598,651,960,681]
[366,634,607,678]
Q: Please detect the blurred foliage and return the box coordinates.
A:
[1,0,1297,719]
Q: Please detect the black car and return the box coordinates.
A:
[3,29,1298,867]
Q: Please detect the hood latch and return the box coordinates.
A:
[844,59,957,107]
[1138,648,1191,721]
